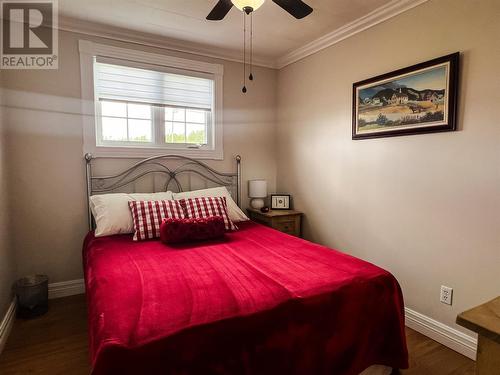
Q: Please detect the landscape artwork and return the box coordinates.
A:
[352,53,459,139]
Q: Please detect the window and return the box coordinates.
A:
[97,100,212,147]
[79,41,223,159]
[100,101,152,143]
[164,107,209,145]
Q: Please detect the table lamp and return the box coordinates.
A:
[248,179,267,209]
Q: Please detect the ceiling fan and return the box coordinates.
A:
[207,0,313,21]
[207,0,313,93]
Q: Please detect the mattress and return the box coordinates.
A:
[83,221,408,374]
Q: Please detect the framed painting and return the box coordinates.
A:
[352,52,459,139]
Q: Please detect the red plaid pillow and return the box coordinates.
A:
[128,200,185,241]
[181,197,237,231]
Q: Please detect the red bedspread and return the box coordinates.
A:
[83,221,408,375]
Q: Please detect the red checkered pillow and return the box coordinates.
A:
[181,197,237,231]
[128,200,185,241]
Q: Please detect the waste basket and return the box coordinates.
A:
[15,275,49,318]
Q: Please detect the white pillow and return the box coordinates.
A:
[173,187,248,223]
[90,192,174,237]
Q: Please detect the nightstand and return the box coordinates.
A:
[247,208,302,237]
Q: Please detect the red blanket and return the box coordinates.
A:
[83,221,408,374]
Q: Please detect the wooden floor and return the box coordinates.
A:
[0,294,475,374]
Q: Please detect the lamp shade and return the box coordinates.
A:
[248,179,267,198]
[231,0,265,11]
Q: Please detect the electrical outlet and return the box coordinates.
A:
[440,285,453,305]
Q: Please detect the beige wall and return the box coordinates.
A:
[277,0,500,334]
[0,85,16,316]
[1,30,277,283]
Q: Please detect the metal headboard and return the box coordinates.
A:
[85,153,242,231]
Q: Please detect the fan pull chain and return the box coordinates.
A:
[242,12,247,93]
[249,12,253,81]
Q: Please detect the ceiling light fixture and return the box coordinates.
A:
[231,0,265,13]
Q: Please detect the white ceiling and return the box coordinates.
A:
[59,0,393,65]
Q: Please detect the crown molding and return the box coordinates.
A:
[58,16,278,69]
[276,0,429,69]
[57,0,428,71]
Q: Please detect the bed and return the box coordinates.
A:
[83,154,408,375]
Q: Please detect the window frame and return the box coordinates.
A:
[79,40,224,159]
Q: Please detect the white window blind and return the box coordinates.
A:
[94,61,214,110]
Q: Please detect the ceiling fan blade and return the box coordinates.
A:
[206,0,234,20]
[272,0,313,19]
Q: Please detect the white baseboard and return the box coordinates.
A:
[0,299,16,355]
[405,307,477,360]
[48,279,85,300]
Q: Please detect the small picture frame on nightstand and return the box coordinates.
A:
[270,194,291,210]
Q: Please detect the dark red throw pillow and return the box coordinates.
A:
[160,216,225,244]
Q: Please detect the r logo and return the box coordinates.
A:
[1,0,58,69]
[2,2,52,54]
